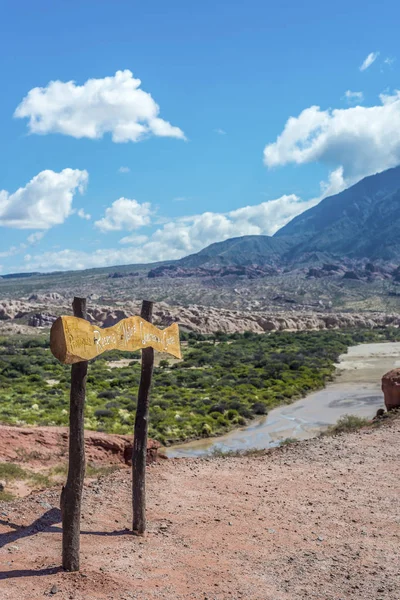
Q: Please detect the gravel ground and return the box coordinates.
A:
[1,418,399,600]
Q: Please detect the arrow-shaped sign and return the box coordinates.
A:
[50,315,181,364]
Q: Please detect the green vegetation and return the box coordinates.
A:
[0,490,15,502]
[327,414,371,435]
[210,446,266,458]
[1,327,400,445]
[0,463,28,481]
[0,462,51,487]
[279,437,298,446]
[0,461,122,503]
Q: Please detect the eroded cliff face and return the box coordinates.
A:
[1,296,399,335]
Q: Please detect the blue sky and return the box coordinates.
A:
[1,0,400,273]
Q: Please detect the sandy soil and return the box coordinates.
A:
[1,418,399,600]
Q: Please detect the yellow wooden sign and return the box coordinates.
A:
[50,316,181,364]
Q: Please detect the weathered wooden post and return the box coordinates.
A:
[132,300,154,535]
[60,297,88,571]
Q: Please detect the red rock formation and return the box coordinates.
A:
[381,369,400,410]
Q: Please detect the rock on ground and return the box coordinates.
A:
[382,368,400,410]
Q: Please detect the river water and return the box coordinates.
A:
[164,341,400,458]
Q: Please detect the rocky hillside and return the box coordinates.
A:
[177,235,291,268]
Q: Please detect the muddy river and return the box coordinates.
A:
[165,341,400,458]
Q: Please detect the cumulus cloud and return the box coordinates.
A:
[263,91,400,189]
[0,232,45,260]
[214,128,226,135]
[118,166,131,173]
[319,167,347,198]
[94,198,152,232]
[360,51,379,71]
[119,234,149,245]
[27,231,45,244]
[344,90,364,104]
[22,194,319,271]
[14,70,186,143]
[0,169,88,229]
[77,208,91,220]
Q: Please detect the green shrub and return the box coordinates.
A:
[328,414,370,435]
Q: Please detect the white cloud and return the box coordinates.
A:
[27,231,45,244]
[118,166,131,173]
[384,56,395,67]
[360,51,379,71]
[22,194,318,271]
[263,91,400,189]
[344,90,364,104]
[0,232,45,259]
[319,167,347,198]
[214,128,226,135]
[119,234,149,245]
[15,70,186,143]
[94,198,152,232]
[0,169,88,229]
[77,208,91,220]
[0,246,21,259]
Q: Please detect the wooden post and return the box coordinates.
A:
[61,297,88,571]
[132,300,155,534]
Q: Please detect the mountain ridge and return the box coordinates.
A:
[172,165,400,270]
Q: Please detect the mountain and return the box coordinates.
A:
[275,165,400,261]
[172,165,400,270]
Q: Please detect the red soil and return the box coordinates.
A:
[0,425,160,469]
[0,419,399,599]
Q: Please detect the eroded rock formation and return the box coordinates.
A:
[1,296,400,335]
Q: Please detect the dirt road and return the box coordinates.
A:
[1,419,399,599]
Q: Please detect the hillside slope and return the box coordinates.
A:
[178,234,292,267]
[276,165,400,261]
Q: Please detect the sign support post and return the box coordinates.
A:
[60,297,88,572]
[132,300,154,535]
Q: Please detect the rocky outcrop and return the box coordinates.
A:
[28,313,58,327]
[381,369,400,411]
[87,433,160,465]
[28,292,64,302]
